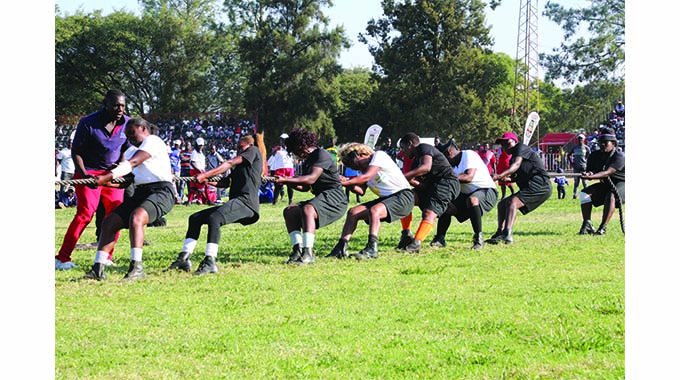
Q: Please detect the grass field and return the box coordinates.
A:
[54,184,624,379]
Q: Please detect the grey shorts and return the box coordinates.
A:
[299,187,348,228]
[583,181,625,207]
[415,177,460,217]
[515,175,553,214]
[452,187,498,223]
[361,188,415,223]
[112,181,175,227]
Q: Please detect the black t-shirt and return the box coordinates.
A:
[507,143,548,187]
[229,145,263,208]
[412,143,456,185]
[586,149,625,184]
[302,148,342,195]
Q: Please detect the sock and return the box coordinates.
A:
[436,214,452,237]
[414,220,434,242]
[205,243,219,258]
[182,238,198,255]
[303,232,315,248]
[289,231,303,246]
[130,247,143,262]
[469,205,483,234]
[95,250,109,264]
[400,213,412,230]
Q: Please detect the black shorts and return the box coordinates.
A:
[213,196,260,226]
[299,187,348,228]
[361,188,415,223]
[112,181,175,228]
[415,177,460,217]
[452,187,498,223]
[514,175,553,214]
[583,181,625,207]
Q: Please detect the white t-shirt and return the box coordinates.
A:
[453,150,496,194]
[124,135,174,185]
[57,148,75,174]
[190,149,206,171]
[269,149,294,171]
[366,150,411,197]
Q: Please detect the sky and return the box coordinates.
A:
[55,0,565,75]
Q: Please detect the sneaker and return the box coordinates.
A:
[286,244,303,264]
[326,240,349,259]
[194,256,219,275]
[578,220,595,235]
[594,226,607,235]
[297,247,315,265]
[486,230,509,245]
[123,260,145,281]
[403,239,422,254]
[396,230,415,249]
[429,235,446,248]
[471,232,484,250]
[351,241,378,260]
[55,259,78,270]
[83,262,106,280]
[164,252,192,272]
[499,234,514,244]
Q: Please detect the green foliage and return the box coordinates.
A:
[359,0,515,145]
[540,0,625,84]
[55,185,624,378]
[329,68,380,143]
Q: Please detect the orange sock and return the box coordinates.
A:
[400,213,412,231]
[414,220,434,242]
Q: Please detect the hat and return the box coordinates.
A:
[598,128,617,143]
[173,139,181,145]
[196,137,205,145]
[556,167,564,173]
[495,131,518,144]
[280,133,289,139]
[577,134,585,140]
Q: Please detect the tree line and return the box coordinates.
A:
[55,0,624,148]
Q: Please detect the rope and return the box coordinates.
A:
[55,175,278,186]
[604,176,625,235]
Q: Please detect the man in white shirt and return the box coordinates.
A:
[434,140,499,250]
[187,137,209,204]
[84,118,176,281]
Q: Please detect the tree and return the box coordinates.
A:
[224,0,350,147]
[540,0,625,84]
[359,0,515,145]
[329,68,379,144]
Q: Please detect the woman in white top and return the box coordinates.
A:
[84,118,176,281]
[327,143,415,260]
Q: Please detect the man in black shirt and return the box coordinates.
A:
[577,128,625,235]
[487,131,552,244]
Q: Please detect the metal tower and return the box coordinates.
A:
[513,0,540,122]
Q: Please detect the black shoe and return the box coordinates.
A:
[326,239,349,259]
[352,240,379,260]
[403,239,421,254]
[165,252,192,272]
[294,247,315,265]
[286,244,302,264]
[84,262,106,280]
[194,256,219,275]
[429,235,446,248]
[472,232,484,250]
[595,226,607,235]
[123,260,145,281]
[486,230,510,245]
[396,230,415,249]
[578,220,595,235]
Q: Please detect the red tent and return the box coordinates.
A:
[538,132,577,153]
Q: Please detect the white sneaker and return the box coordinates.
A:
[103,259,116,266]
[55,259,78,270]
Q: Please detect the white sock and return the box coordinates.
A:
[303,232,315,248]
[130,248,143,262]
[205,243,219,258]
[94,251,109,264]
[182,238,198,254]
[289,231,303,246]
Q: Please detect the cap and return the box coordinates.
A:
[495,132,519,144]
[196,137,205,145]
[173,139,182,145]
[577,134,585,139]
[280,133,289,139]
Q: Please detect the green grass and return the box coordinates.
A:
[55,184,624,379]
